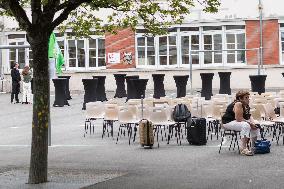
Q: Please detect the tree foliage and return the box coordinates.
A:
[0,0,220,37]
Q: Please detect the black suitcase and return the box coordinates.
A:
[187,117,207,145]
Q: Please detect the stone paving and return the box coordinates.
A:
[0,91,284,189]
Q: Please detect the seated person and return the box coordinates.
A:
[222,90,260,156]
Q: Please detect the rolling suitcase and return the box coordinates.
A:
[187,117,207,145]
[139,119,154,148]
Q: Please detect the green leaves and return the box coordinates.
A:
[0,0,220,36]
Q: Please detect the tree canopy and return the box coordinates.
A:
[0,0,220,37]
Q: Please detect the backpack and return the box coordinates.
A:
[173,104,191,122]
[254,139,271,154]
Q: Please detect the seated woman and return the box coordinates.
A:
[222,90,260,156]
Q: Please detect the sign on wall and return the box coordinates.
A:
[108,52,120,64]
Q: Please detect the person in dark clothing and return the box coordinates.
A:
[222,90,260,156]
[11,63,21,103]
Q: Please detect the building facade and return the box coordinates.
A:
[1,0,284,92]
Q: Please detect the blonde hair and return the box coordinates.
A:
[235,90,250,100]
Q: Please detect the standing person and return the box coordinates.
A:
[22,65,32,104]
[11,63,21,103]
[222,90,260,156]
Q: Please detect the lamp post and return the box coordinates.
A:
[0,18,4,80]
[258,0,263,75]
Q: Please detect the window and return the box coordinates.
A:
[181,35,200,65]
[180,27,199,32]
[8,41,27,69]
[67,38,105,69]
[88,38,105,68]
[203,34,222,64]
[77,40,85,67]
[137,36,155,66]
[225,25,245,30]
[203,26,222,31]
[89,38,96,67]
[226,33,245,63]
[68,40,76,67]
[158,35,177,66]
[98,38,106,67]
[28,48,33,67]
[135,25,246,68]
[8,34,25,39]
[281,32,284,63]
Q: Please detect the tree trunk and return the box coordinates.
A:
[28,35,50,184]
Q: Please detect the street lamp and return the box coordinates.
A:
[258,0,263,75]
[0,20,4,80]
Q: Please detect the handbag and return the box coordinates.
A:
[254,139,271,154]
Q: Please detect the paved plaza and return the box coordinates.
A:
[0,92,284,189]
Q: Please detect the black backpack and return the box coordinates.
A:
[173,104,191,122]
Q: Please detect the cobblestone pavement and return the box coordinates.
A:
[0,91,284,189]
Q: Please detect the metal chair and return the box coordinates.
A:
[116,105,140,145]
[103,103,119,138]
[150,107,177,146]
[84,101,105,137]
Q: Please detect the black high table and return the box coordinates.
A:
[249,75,267,95]
[130,79,148,99]
[82,78,98,110]
[58,75,72,100]
[113,74,127,98]
[125,75,139,101]
[92,76,107,101]
[173,75,189,98]
[218,72,231,95]
[200,73,214,100]
[152,74,166,99]
[52,78,70,107]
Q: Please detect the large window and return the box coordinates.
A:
[281,31,284,63]
[137,36,155,66]
[67,37,105,69]
[203,34,222,64]
[226,33,245,63]
[67,39,85,68]
[181,35,200,65]
[8,41,26,69]
[89,38,106,67]
[158,35,177,66]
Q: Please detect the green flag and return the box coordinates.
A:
[48,32,64,74]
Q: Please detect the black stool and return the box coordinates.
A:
[58,75,72,100]
[173,75,189,98]
[114,74,127,98]
[82,78,98,110]
[152,74,165,99]
[200,73,214,100]
[249,75,267,95]
[218,72,231,95]
[125,75,139,101]
[92,76,107,101]
[52,78,70,107]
